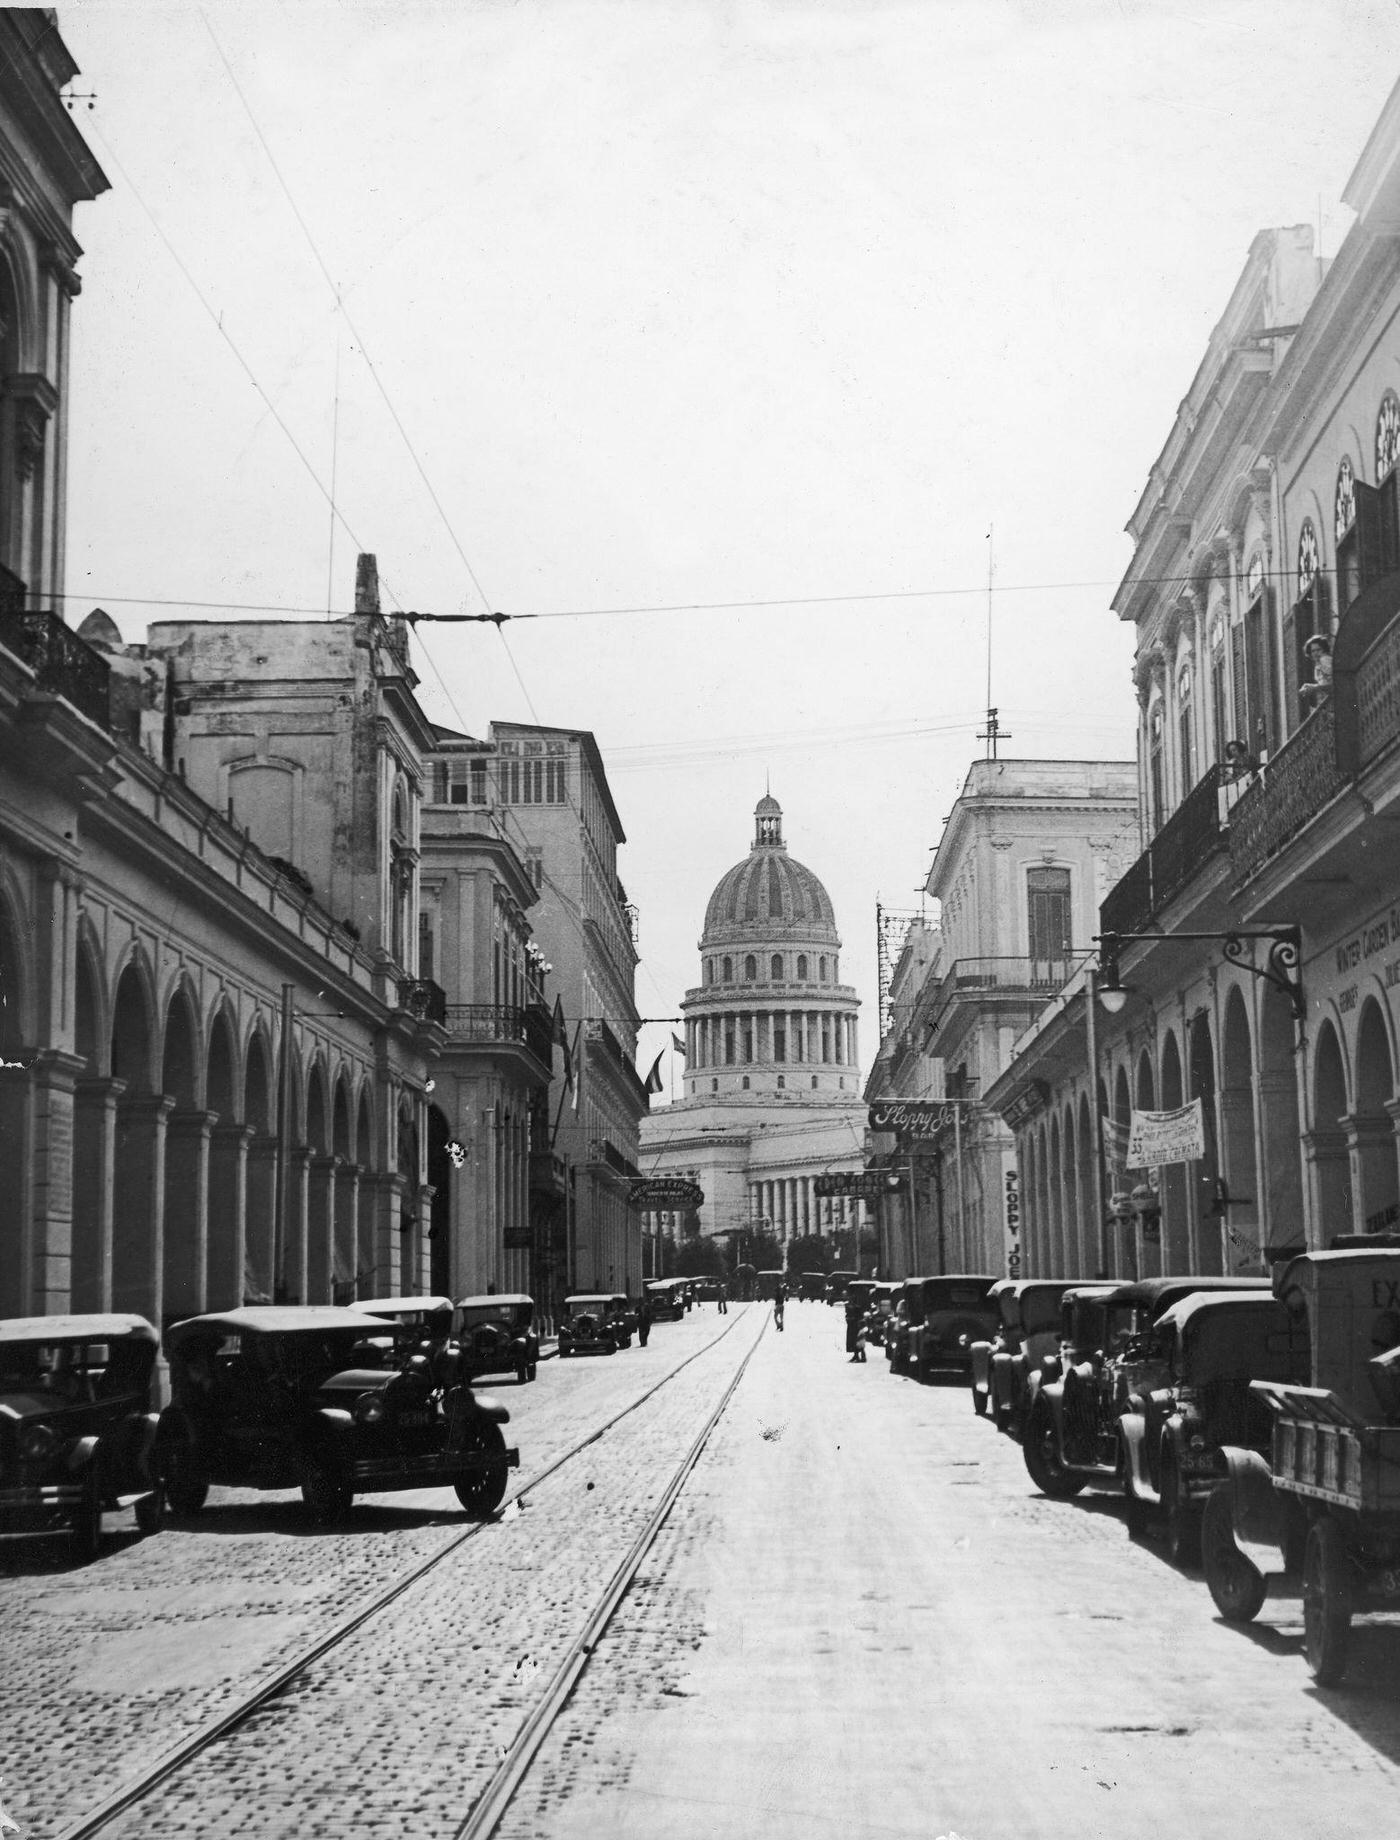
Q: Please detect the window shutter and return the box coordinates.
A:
[1230,621,1248,746]
[1281,598,1299,735]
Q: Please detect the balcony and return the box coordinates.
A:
[441,1001,553,1067]
[1100,764,1226,936]
[0,606,110,731]
[1229,706,1345,889]
[927,955,1072,1039]
[1357,609,1400,769]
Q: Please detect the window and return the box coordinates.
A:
[819,956,828,982]
[1148,705,1165,834]
[1176,664,1193,793]
[771,954,783,980]
[1283,521,1331,732]
[1241,554,1279,759]
[777,1075,785,1089]
[742,1075,750,1090]
[743,1021,754,1061]
[1027,867,1071,978]
[797,954,808,980]
[774,1023,786,1063]
[725,1029,735,1065]
[744,954,757,981]
[711,1078,718,1093]
[1209,614,1227,760]
[418,912,434,981]
[811,1075,819,1089]
[722,956,733,982]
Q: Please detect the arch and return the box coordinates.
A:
[722,955,733,983]
[244,1029,274,1135]
[161,989,200,1109]
[797,954,809,980]
[206,1007,238,1121]
[427,1102,451,1295]
[1258,984,1303,1256]
[771,953,783,980]
[1134,1049,1161,1275]
[1048,1113,1064,1276]
[332,1075,352,1159]
[356,1085,375,1173]
[743,954,757,981]
[1076,1093,1093,1278]
[305,1060,330,1155]
[1354,998,1398,1234]
[1060,1101,1080,1275]
[73,934,103,1075]
[1158,1030,1190,1272]
[819,955,828,982]
[1312,1019,1351,1244]
[1022,1130,1039,1275]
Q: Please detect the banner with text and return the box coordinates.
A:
[1126,1099,1206,1168]
[867,1100,954,1140]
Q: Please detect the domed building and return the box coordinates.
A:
[639,795,870,1263]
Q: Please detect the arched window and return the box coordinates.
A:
[1176,663,1193,793]
[1209,612,1227,760]
[797,954,808,980]
[1336,456,1356,545]
[819,956,828,981]
[770,954,783,980]
[711,1077,718,1093]
[811,1074,819,1089]
[1378,391,1400,481]
[722,956,733,982]
[777,1075,785,1089]
[744,954,757,981]
[741,1075,750,1090]
[1148,703,1165,834]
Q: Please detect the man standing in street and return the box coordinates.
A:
[717,1280,728,1315]
[636,1291,652,1347]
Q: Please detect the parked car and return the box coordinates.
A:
[1202,1248,1400,1683]
[906,1275,999,1382]
[870,1280,900,1340]
[1118,1291,1309,1566]
[824,1270,858,1305]
[973,1280,1101,1434]
[643,1279,687,1322]
[887,1278,929,1372]
[691,1279,720,1303]
[0,1314,162,1559]
[356,1295,455,1365]
[799,1272,828,1302]
[558,1294,633,1356]
[157,1305,517,1523]
[1021,1275,1269,1500]
[454,1294,540,1384]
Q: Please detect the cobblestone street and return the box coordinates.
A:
[8,1301,1400,1840]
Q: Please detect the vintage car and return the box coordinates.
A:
[1021,1275,1270,1500]
[870,1280,900,1337]
[1118,1291,1308,1566]
[557,1294,633,1356]
[799,1272,828,1303]
[0,1314,163,1559]
[643,1278,687,1322]
[845,1278,878,1323]
[454,1294,540,1384]
[824,1270,858,1305]
[156,1305,518,1523]
[906,1275,1000,1381]
[1201,1248,1400,1683]
[887,1278,928,1372]
[756,1269,786,1302]
[974,1280,1103,1435]
[968,1279,1019,1416]
[356,1295,455,1366]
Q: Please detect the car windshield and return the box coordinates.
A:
[258,1330,368,1382]
[1022,1291,1065,1335]
[568,1301,606,1321]
[925,1282,989,1308]
[0,1339,136,1400]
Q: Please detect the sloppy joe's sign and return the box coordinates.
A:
[867,1100,953,1140]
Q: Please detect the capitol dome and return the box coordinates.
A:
[702,797,838,944]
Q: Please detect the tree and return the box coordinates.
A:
[786,1234,833,1278]
[672,1236,727,1279]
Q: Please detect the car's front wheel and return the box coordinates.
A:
[1201,1485,1267,1623]
[300,1453,353,1525]
[453,1422,510,1519]
[73,1469,104,1562]
[160,1428,209,1517]
[1023,1402,1086,1498]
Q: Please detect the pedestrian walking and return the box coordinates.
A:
[772,1280,785,1332]
[717,1281,728,1315]
[844,1291,867,1362]
[636,1293,652,1347]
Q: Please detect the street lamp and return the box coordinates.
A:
[1094,928,1303,1026]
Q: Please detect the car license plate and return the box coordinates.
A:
[398,1410,431,1430]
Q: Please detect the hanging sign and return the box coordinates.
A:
[1127,1099,1206,1168]
[867,1100,954,1140]
[629,1178,704,1209]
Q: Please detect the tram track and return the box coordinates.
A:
[50,1307,763,1840]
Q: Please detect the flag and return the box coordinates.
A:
[672,1033,686,1057]
[644,1050,665,1095]
[553,994,573,1092]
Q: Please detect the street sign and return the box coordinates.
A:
[814,1171,891,1199]
[867,1099,961,1139]
[629,1178,704,1209]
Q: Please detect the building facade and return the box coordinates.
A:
[865,760,1137,1278]
[987,82,1400,1277]
[640,795,868,1267]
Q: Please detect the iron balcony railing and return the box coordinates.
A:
[926,955,1072,1039]
[1229,706,1345,888]
[0,605,110,731]
[1100,762,1225,936]
[442,1001,553,1065]
[1358,610,1400,768]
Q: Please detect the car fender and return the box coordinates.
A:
[299,1407,355,1455]
[66,1434,100,1473]
[1218,1445,1288,1571]
[1117,1412,1154,1501]
[468,1392,511,1424]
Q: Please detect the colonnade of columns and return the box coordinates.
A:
[685,1009,858,1070]
[750,1177,863,1244]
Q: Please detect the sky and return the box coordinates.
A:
[55,0,1400,1086]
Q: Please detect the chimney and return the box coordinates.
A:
[354,553,381,616]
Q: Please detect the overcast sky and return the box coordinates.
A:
[57,1,1400,1085]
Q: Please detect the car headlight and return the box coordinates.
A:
[355,1393,387,1425]
[18,1422,59,1462]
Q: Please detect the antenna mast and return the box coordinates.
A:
[977,524,1010,760]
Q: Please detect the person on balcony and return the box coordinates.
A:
[1300,633,1333,711]
[1219,739,1260,819]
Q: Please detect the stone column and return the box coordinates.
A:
[0,1064,34,1315]
[113,1094,174,1325]
[73,1076,124,1312]
[308,1153,339,1301]
[164,1109,215,1322]
[1301,1128,1350,1253]
[207,1123,251,1310]
[245,1136,278,1303]
[28,1049,84,1314]
[283,1146,312,1304]
[1346,1111,1400,1237]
